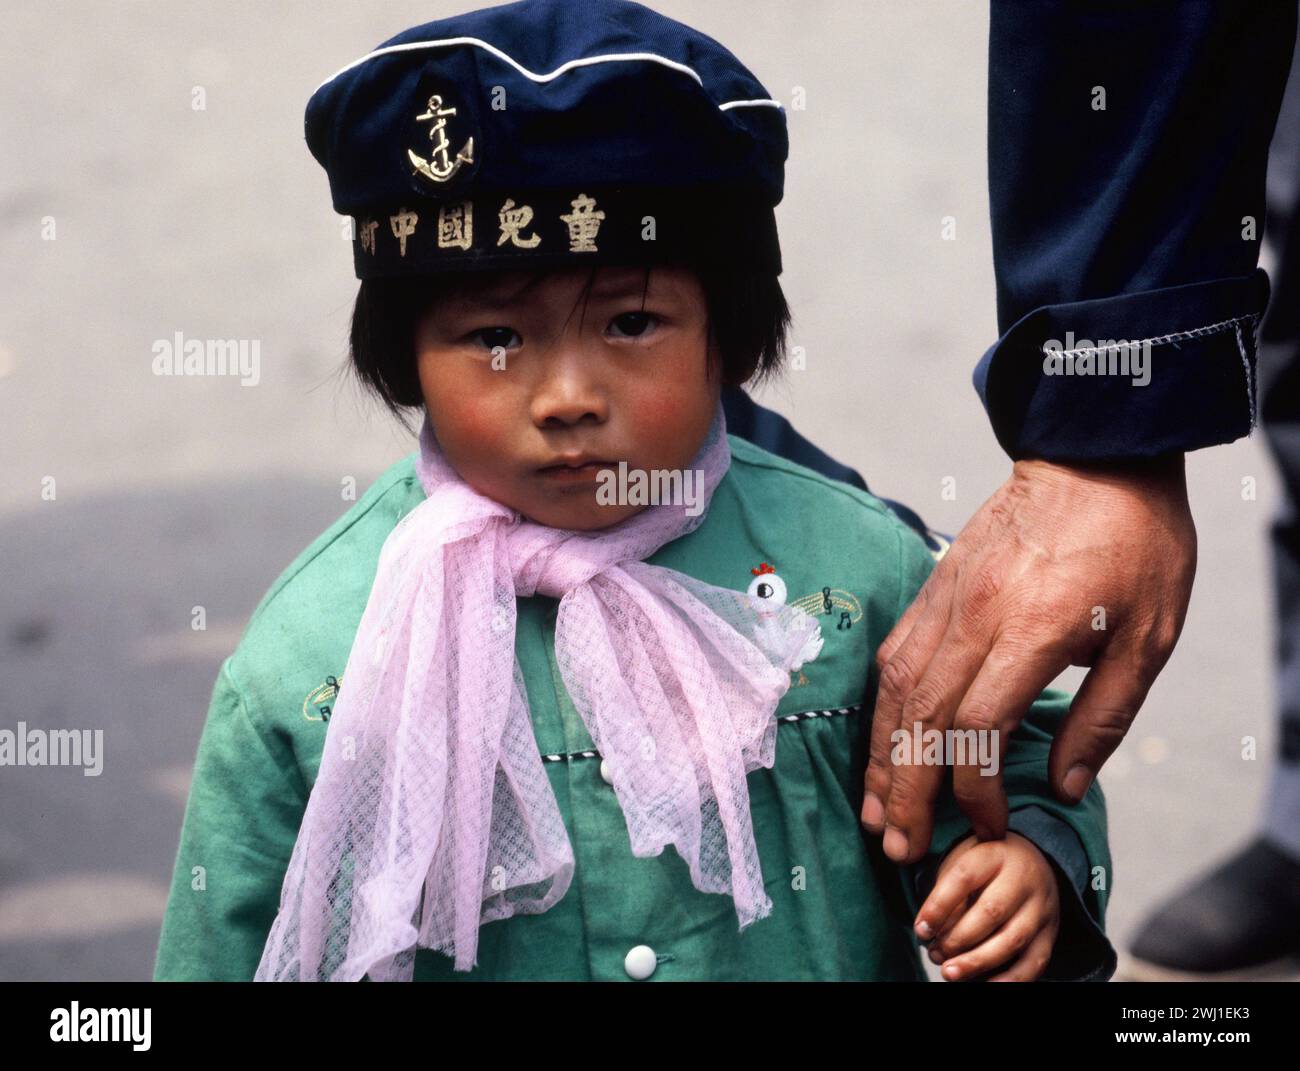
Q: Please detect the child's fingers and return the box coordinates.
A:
[985,928,1057,982]
[926,873,1027,961]
[937,902,1043,981]
[925,899,971,964]
[914,848,1001,942]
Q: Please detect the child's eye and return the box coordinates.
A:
[470,326,521,351]
[607,311,660,340]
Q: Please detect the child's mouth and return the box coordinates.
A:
[536,459,619,482]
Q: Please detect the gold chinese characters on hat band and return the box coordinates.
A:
[357,193,607,258]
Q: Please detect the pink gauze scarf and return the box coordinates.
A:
[254,402,820,981]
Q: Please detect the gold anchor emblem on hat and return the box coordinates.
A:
[408,93,475,184]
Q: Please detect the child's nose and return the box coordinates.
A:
[530,356,609,429]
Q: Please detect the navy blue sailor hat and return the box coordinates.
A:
[304,0,788,278]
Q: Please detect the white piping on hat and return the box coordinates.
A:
[719,98,783,111]
[314,35,784,112]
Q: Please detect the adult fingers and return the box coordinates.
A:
[949,634,1073,840]
[863,570,954,833]
[1049,641,1161,804]
[874,555,942,669]
[881,616,994,861]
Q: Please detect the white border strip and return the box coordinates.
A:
[314,35,783,112]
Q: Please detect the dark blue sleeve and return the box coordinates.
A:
[979,0,1297,461]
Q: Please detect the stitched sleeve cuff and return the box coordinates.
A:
[974,270,1270,461]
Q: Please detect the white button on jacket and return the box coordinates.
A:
[624,945,657,980]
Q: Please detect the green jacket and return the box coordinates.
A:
[154,436,1115,981]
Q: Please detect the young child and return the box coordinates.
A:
[154,0,1115,982]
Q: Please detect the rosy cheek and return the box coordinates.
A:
[626,391,679,428]
[632,356,702,417]
[624,374,716,462]
[438,397,513,457]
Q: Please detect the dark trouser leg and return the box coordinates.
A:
[1122,18,1300,977]
[1260,54,1300,856]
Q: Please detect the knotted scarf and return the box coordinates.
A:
[255,403,819,980]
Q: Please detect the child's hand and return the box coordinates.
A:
[913,831,1060,981]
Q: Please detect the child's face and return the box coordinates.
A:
[416,264,721,530]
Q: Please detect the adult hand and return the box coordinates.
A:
[860,455,1196,863]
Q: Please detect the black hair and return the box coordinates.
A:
[347,258,791,428]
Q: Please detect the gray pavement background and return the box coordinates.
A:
[0,0,1286,979]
